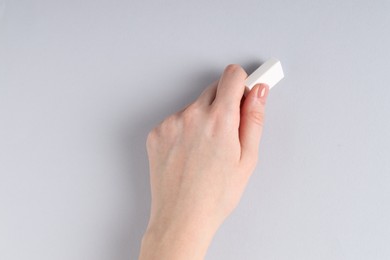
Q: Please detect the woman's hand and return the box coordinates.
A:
[139,64,269,260]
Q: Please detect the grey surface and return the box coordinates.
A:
[1,0,390,259]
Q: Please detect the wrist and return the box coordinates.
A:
[139,215,219,260]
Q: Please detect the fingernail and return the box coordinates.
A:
[257,84,268,100]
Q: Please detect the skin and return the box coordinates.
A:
[139,64,269,260]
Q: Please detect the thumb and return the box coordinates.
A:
[239,83,269,163]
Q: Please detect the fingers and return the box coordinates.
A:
[239,83,269,163]
[214,64,247,110]
[195,80,219,106]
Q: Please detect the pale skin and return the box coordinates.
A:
[139,64,269,260]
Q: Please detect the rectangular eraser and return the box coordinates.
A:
[245,58,284,89]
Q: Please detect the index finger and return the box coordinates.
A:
[213,64,247,110]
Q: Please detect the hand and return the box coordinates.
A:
[139,64,269,260]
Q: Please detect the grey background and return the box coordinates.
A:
[1,0,390,259]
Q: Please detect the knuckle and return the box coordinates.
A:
[248,110,265,126]
[186,102,202,113]
[165,114,177,124]
[224,64,247,77]
[192,98,207,110]
[225,64,241,74]
[182,104,201,126]
[146,129,157,147]
[161,115,178,133]
[148,115,180,147]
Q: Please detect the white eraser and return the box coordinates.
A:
[245,58,284,89]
